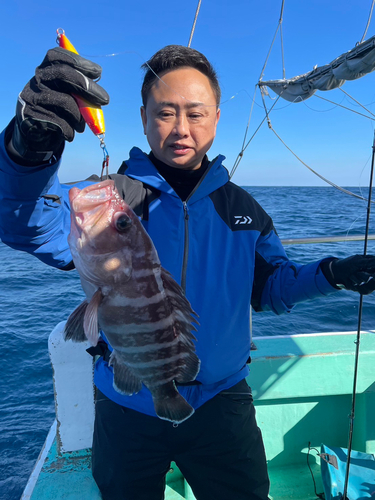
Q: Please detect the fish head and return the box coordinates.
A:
[68,180,146,287]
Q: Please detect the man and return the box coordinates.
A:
[1,44,375,500]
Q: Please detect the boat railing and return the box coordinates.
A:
[280,234,375,245]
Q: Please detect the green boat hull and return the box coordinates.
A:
[22,330,375,499]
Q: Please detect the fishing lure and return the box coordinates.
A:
[56,28,109,178]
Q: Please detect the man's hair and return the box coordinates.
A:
[141,45,221,107]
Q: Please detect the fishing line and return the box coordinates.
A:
[82,49,222,109]
[82,47,282,180]
[344,215,368,245]
[357,154,372,201]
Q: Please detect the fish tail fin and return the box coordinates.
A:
[153,384,194,423]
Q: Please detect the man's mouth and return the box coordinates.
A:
[170,144,191,155]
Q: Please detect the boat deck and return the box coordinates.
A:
[23,433,324,500]
[21,329,375,500]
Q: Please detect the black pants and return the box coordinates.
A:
[92,380,270,500]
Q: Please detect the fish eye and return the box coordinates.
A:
[115,214,132,232]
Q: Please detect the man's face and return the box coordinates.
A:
[141,67,220,170]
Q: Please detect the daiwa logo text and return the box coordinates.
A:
[234,216,252,225]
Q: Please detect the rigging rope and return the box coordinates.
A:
[230,0,286,179]
[314,93,375,120]
[233,4,375,494]
[360,0,375,43]
[302,97,345,113]
[187,0,202,48]
[257,84,373,200]
[231,0,286,178]
[269,125,375,203]
[259,0,286,82]
[338,87,375,118]
[229,95,281,178]
[279,22,286,80]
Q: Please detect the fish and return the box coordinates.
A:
[63,179,200,423]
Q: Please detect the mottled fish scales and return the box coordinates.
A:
[64,179,200,423]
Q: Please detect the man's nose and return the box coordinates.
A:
[173,114,189,137]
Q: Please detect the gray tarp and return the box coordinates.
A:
[259,35,375,102]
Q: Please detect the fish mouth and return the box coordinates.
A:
[69,180,118,237]
[70,180,116,211]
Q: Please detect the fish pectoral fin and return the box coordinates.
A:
[64,300,89,342]
[175,352,201,384]
[109,353,142,396]
[83,288,103,346]
[152,383,194,423]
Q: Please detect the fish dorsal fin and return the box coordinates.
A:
[161,268,199,340]
[160,268,201,383]
[83,288,103,346]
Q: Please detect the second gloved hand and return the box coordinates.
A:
[321,255,375,295]
[8,47,109,165]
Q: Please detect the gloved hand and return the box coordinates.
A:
[321,255,375,295]
[6,47,109,165]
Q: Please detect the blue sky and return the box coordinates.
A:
[2,0,375,186]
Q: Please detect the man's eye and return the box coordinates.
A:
[190,114,202,119]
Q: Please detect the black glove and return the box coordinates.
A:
[321,255,375,295]
[6,47,109,165]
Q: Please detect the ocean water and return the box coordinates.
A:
[0,186,374,500]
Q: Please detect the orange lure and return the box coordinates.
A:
[56,28,105,137]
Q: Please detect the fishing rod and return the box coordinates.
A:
[342,130,375,500]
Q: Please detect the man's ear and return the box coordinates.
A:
[213,108,221,135]
[140,106,147,135]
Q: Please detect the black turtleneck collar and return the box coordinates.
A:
[148,152,210,201]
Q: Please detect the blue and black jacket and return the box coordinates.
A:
[0,130,339,417]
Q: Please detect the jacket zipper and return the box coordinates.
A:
[181,201,189,293]
[179,157,219,292]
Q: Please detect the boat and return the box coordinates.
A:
[20,315,375,499]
